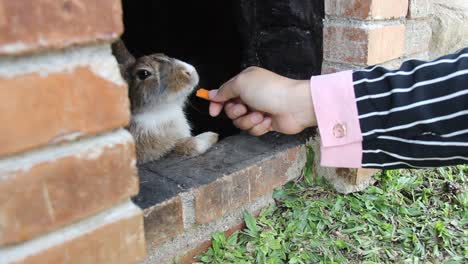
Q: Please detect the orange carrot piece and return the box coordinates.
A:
[196,88,210,100]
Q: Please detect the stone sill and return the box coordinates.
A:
[133,130,312,210]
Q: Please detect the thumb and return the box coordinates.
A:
[210,78,241,103]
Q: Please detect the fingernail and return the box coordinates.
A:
[208,90,218,99]
[251,113,262,123]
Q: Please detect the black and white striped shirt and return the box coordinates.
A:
[354,47,468,169]
[311,47,467,169]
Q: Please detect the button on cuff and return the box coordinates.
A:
[333,123,347,138]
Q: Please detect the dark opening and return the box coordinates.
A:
[120,0,324,138]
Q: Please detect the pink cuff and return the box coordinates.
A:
[310,71,363,168]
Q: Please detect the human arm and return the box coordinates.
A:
[210,47,468,169]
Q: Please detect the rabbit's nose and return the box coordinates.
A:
[176,59,196,77]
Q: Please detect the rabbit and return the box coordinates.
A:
[111,40,219,164]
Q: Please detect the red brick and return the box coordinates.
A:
[2,203,146,264]
[0,0,123,55]
[324,23,405,65]
[0,66,130,158]
[143,196,184,247]
[178,222,245,264]
[193,146,303,224]
[325,0,408,20]
[178,240,212,264]
[0,131,138,245]
[193,169,253,225]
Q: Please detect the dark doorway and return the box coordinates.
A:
[120,0,324,137]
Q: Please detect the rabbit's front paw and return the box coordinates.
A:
[172,132,219,157]
[194,132,219,154]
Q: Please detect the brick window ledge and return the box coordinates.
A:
[134,131,311,263]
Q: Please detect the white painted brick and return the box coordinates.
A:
[0,129,134,180]
[0,44,124,85]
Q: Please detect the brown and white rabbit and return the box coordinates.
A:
[112,40,218,164]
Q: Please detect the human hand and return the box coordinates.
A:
[209,67,316,136]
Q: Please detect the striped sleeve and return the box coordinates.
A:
[354,47,468,169]
[311,47,468,169]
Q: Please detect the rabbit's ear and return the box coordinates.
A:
[112,39,136,68]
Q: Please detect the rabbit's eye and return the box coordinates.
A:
[136,70,151,80]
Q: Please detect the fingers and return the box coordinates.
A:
[208,81,241,117]
[209,102,224,117]
[233,112,264,131]
[209,100,247,118]
[225,102,248,120]
[210,97,272,136]
[232,112,272,136]
[210,78,241,103]
[248,117,272,136]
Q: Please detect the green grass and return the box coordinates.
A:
[197,152,467,263]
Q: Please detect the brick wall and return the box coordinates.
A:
[322,0,409,73]
[322,0,433,73]
[0,1,145,263]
